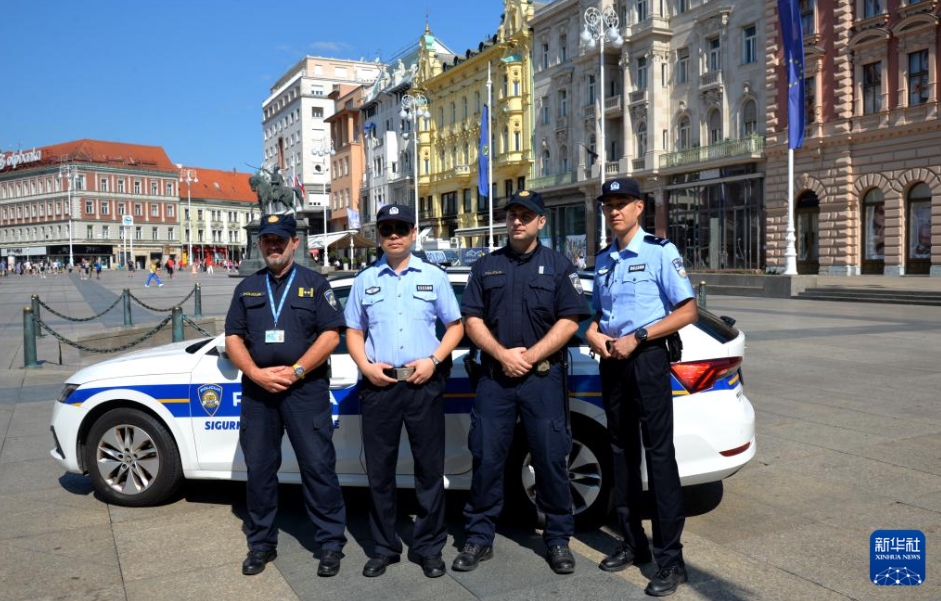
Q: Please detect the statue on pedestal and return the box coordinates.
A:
[249,166,302,215]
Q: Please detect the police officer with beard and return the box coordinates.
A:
[225,214,347,577]
[453,190,590,575]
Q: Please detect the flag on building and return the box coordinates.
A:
[478,104,489,197]
[778,0,805,149]
[348,208,361,230]
[293,174,307,200]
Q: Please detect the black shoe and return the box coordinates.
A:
[546,545,576,574]
[645,564,688,597]
[599,539,652,572]
[362,554,400,577]
[451,543,493,572]
[420,554,446,578]
[317,549,343,577]
[242,549,277,575]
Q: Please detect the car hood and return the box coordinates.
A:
[66,338,207,385]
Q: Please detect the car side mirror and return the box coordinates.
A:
[216,340,229,358]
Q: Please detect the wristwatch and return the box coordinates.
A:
[292,363,306,380]
[428,355,441,366]
[634,327,649,343]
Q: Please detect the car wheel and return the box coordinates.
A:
[84,408,183,506]
[506,416,613,530]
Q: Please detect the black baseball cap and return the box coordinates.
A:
[503,189,545,215]
[598,177,642,202]
[376,204,415,224]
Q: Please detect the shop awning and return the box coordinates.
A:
[308,230,375,250]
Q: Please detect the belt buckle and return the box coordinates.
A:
[535,360,550,376]
[393,367,415,381]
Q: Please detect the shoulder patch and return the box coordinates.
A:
[324,289,338,310]
[644,235,670,246]
[672,257,688,278]
[365,286,380,295]
[568,273,584,295]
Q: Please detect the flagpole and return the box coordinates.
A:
[487,62,494,251]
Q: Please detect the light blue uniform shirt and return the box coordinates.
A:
[344,254,462,367]
[591,227,694,338]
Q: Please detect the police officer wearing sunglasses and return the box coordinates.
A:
[586,178,697,597]
[344,204,464,579]
[454,190,590,575]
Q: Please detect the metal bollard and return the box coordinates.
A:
[194,282,202,317]
[697,281,707,309]
[31,295,46,337]
[123,289,133,326]
[172,307,184,342]
[23,307,40,368]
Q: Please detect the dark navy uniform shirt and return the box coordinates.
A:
[225,264,345,393]
[461,243,590,351]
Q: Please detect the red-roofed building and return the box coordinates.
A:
[0,139,257,270]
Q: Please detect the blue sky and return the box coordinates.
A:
[0,0,509,172]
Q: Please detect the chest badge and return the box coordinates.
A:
[628,263,646,272]
[365,286,381,295]
[416,284,434,292]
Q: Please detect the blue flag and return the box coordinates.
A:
[478,104,489,197]
[778,0,805,149]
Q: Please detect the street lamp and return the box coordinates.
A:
[581,4,623,249]
[59,164,77,267]
[179,168,198,266]
[400,92,430,250]
[311,141,336,264]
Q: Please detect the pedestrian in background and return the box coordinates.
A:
[453,190,589,575]
[586,177,697,597]
[224,214,348,578]
[344,204,463,579]
[144,260,164,287]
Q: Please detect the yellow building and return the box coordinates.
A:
[414,0,536,248]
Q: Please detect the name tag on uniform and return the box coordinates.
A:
[265,330,285,343]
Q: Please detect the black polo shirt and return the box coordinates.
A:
[461,243,589,351]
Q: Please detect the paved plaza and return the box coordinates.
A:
[0,269,939,600]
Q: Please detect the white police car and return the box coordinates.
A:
[50,270,755,528]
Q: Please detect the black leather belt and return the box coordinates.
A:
[382,367,416,381]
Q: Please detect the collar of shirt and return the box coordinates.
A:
[506,241,541,264]
[607,227,647,264]
[266,264,297,287]
[375,252,427,277]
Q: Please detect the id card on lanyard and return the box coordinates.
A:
[265,269,296,344]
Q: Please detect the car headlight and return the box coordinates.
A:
[57,384,79,404]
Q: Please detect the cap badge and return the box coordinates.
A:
[518,190,530,197]
[610,181,621,191]
[389,207,399,215]
[268,215,279,223]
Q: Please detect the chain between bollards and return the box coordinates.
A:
[697,281,707,309]
[23,307,40,368]
[123,289,133,326]
[31,295,46,337]
[194,283,202,317]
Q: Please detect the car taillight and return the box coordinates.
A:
[672,357,742,394]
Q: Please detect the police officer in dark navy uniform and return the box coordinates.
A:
[224,214,347,577]
[344,204,464,579]
[453,190,590,575]
[586,178,697,597]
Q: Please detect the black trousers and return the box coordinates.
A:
[599,342,685,568]
[359,370,447,558]
[239,389,347,553]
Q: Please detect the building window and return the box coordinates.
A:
[152,227,159,241]
[800,0,815,36]
[708,110,723,144]
[677,0,688,13]
[87,225,94,239]
[542,42,549,69]
[637,0,648,22]
[588,75,596,104]
[514,131,521,152]
[100,178,109,192]
[743,25,757,64]
[636,56,648,90]
[542,149,551,176]
[85,200,94,214]
[707,37,721,72]
[560,145,569,172]
[463,188,472,212]
[678,116,691,149]
[135,226,142,241]
[502,127,509,152]
[151,203,160,217]
[863,61,882,114]
[134,180,141,194]
[541,99,550,125]
[635,122,647,157]
[863,0,882,19]
[908,182,931,260]
[100,201,110,215]
[166,182,174,196]
[676,48,689,84]
[102,225,110,239]
[863,188,885,261]
[558,89,568,117]
[805,75,816,125]
[742,100,758,135]
[168,227,175,240]
[559,33,568,62]
[135,203,144,217]
[909,50,929,106]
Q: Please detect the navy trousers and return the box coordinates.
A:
[600,342,685,568]
[463,364,573,547]
[239,389,347,552]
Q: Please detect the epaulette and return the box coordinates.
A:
[644,235,670,247]
[596,242,615,257]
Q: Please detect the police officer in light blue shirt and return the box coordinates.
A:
[344,204,463,579]
[585,178,697,597]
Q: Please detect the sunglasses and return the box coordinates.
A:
[378,222,413,237]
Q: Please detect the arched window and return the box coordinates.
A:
[635,121,648,157]
[559,145,569,173]
[862,188,885,270]
[542,149,551,176]
[907,182,932,271]
[742,100,757,136]
[677,116,691,149]
[708,109,723,144]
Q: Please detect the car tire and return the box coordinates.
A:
[84,408,183,506]
[505,415,613,530]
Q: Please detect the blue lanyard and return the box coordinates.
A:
[265,269,296,328]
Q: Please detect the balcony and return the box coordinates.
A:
[582,104,596,119]
[700,71,722,89]
[604,95,622,116]
[659,136,765,169]
[629,90,647,106]
[529,171,577,190]
[632,158,646,171]
[555,115,569,132]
